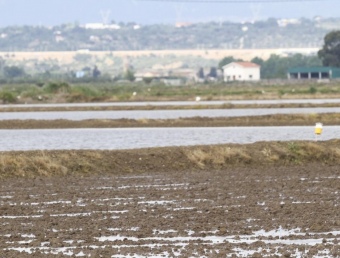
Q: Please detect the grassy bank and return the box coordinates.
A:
[2,81,340,104]
[1,140,340,179]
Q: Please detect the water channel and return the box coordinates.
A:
[0,126,337,151]
[1,103,339,151]
[3,98,340,108]
[1,107,340,120]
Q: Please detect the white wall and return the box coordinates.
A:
[223,63,260,82]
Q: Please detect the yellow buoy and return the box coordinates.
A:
[314,123,323,135]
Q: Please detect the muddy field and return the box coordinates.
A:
[1,113,340,129]
[1,102,340,256]
[0,161,339,257]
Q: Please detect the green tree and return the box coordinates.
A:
[3,66,25,78]
[318,30,340,67]
[208,67,218,78]
[251,57,264,66]
[92,65,101,78]
[197,67,204,79]
[218,56,243,69]
[124,69,135,82]
[0,91,16,103]
[260,54,321,79]
[260,54,284,79]
[44,82,70,93]
[143,77,153,84]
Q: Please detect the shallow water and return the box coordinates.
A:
[1,107,340,120]
[0,126,336,151]
[3,98,340,108]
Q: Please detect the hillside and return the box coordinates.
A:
[0,17,338,52]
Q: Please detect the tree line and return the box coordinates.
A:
[0,53,323,82]
[0,18,337,51]
[217,53,321,79]
[216,30,340,79]
[1,30,340,82]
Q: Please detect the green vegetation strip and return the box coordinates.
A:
[2,81,340,105]
[1,140,340,179]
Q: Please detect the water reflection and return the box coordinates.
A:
[3,99,340,108]
[1,107,340,120]
[0,126,337,151]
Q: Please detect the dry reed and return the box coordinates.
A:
[1,140,340,179]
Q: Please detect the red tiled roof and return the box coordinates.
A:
[234,62,260,68]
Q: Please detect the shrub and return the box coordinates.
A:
[309,86,317,94]
[44,82,70,93]
[67,85,108,102]
[20,86,44,99]
[0,91,16,103]
[3,66,25,78]
[143,77,153,84]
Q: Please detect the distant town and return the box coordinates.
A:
[0,17,338,52]
[0,17,339,84]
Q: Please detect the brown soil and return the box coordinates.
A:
[2,102,340,112]
[0,156,339,257]
[1,107,339,256]
[0,113,339,129]
[1,140,340,179]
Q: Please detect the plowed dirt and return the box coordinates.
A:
[1,112,340,129]
[0,164,339,257]
[1,102,339,257]
[0,143,339,257]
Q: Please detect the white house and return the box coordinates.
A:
[83,23,120,30]
[222,62,260,82]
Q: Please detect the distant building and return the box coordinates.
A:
[287,67,340,80]
[83,23,120,30]
[162,78,184,86]
[134,70,169,80]
[76,71,85,78]
[277,18,301,27]
[171,69,196,81]
[89,35,100,43]
[76,49,90,53]
[175,22,192,28]
[222,62,260,82]
[54,31,64,43]
[134,68,196,85]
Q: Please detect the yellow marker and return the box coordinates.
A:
[314,123,323,135]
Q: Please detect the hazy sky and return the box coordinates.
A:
[0,0,339,26]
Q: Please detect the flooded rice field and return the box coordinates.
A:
[2,107,340,120]
[3,98,340,108]
[0,126,339,151]
[1,102,339,257]
[0,163,339,257]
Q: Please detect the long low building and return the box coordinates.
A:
[288,66,340,79]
